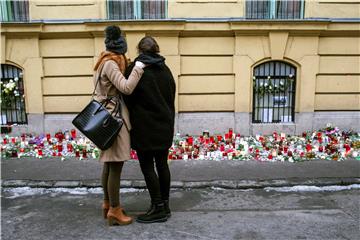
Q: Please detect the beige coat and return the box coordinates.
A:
[93,60,144,162]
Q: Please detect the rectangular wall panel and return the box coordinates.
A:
[179,94,234,112]
[316,75,360,93]
[319,56,360,74]
[315,94,360,110]
[181,56,233,74]
[43,76,93,95]
[40,39,94,57]
[179,75,234,93]
[319,37,360,55]
[43,58,94,76]
[180,37,234,55]
[43,96,91,113]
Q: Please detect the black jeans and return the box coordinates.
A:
[137,149,170,204]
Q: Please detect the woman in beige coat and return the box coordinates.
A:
[93,25,145,226]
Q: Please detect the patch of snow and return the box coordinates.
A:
[2,187,144,199]
[265,184,360,192]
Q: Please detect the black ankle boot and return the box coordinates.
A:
[136,202,168,223]
[163,200,171,218]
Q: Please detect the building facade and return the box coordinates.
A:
[1,0,359,135]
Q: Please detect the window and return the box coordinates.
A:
[107,0,168,20]
[252,61,296,123]
[0,64,27,125]
[0,0,29,22]
[246,0,304,19]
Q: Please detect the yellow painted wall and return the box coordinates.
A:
[30,0,105,20]
[1,1,360,115]
[305,0,360,18]
[25,0,360,21]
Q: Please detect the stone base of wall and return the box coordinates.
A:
[7,111,360,136]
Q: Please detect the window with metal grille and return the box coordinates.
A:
[246,0,304,19]
[0,64,27,125]
[0,0,29,22]
[252,61,296,123]
[107,0,167,20]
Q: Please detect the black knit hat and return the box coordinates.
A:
[104,25,127,54]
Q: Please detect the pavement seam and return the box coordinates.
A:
[1,178,360,189]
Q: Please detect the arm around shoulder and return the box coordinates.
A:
[104,60,144,95]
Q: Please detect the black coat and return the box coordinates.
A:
[124,53,176,151]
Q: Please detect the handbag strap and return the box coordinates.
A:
[92,62,106,99]
[92,62,124,119]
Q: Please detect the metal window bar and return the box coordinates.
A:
[107,0,167,20]
[252,61,296,124]
[246,0,303,19]
[0,0,29,22]
[0,64,27,125]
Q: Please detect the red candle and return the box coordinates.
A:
[344,144,351,153]
[187,136,193,145]
[268,154,273,160]
[38,149,43,156]
[228,128,233,137]
[273,131,278,138]
[306,144,312,152]
[11,137,16,144]
[219,144,225,152]
[210,136,215,143]
[52,151,56,157]
[82,149,87,158]
[57,152,62,157]
[70,129,77,139]
[217,135,222,142]
[57,143,63,152]
[300,152,305,157]
[287,150,293,157]
[46,133,51,141]
[319,146,324,152]
[75,150,80,158]
[225,133,229,140]
[12,150,18,158]
[3,138,7,144]
[20,148,25,153]
[67,143,73,152]
[283,146,288,153]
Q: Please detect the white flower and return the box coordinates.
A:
[280,81,284,85]
[289,74,293,78]
[326,123,332,128]
[14,77,19,81]
[253,76,256,80]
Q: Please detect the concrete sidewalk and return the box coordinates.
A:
[1,157,360,188]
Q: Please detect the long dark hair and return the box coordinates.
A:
[137,36,160,54]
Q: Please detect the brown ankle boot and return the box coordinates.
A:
[102,200,110,219]
[107,206,133,226]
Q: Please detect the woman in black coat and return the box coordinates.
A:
[124,36,176,223]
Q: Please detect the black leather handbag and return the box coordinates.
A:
[72,68,124,150]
